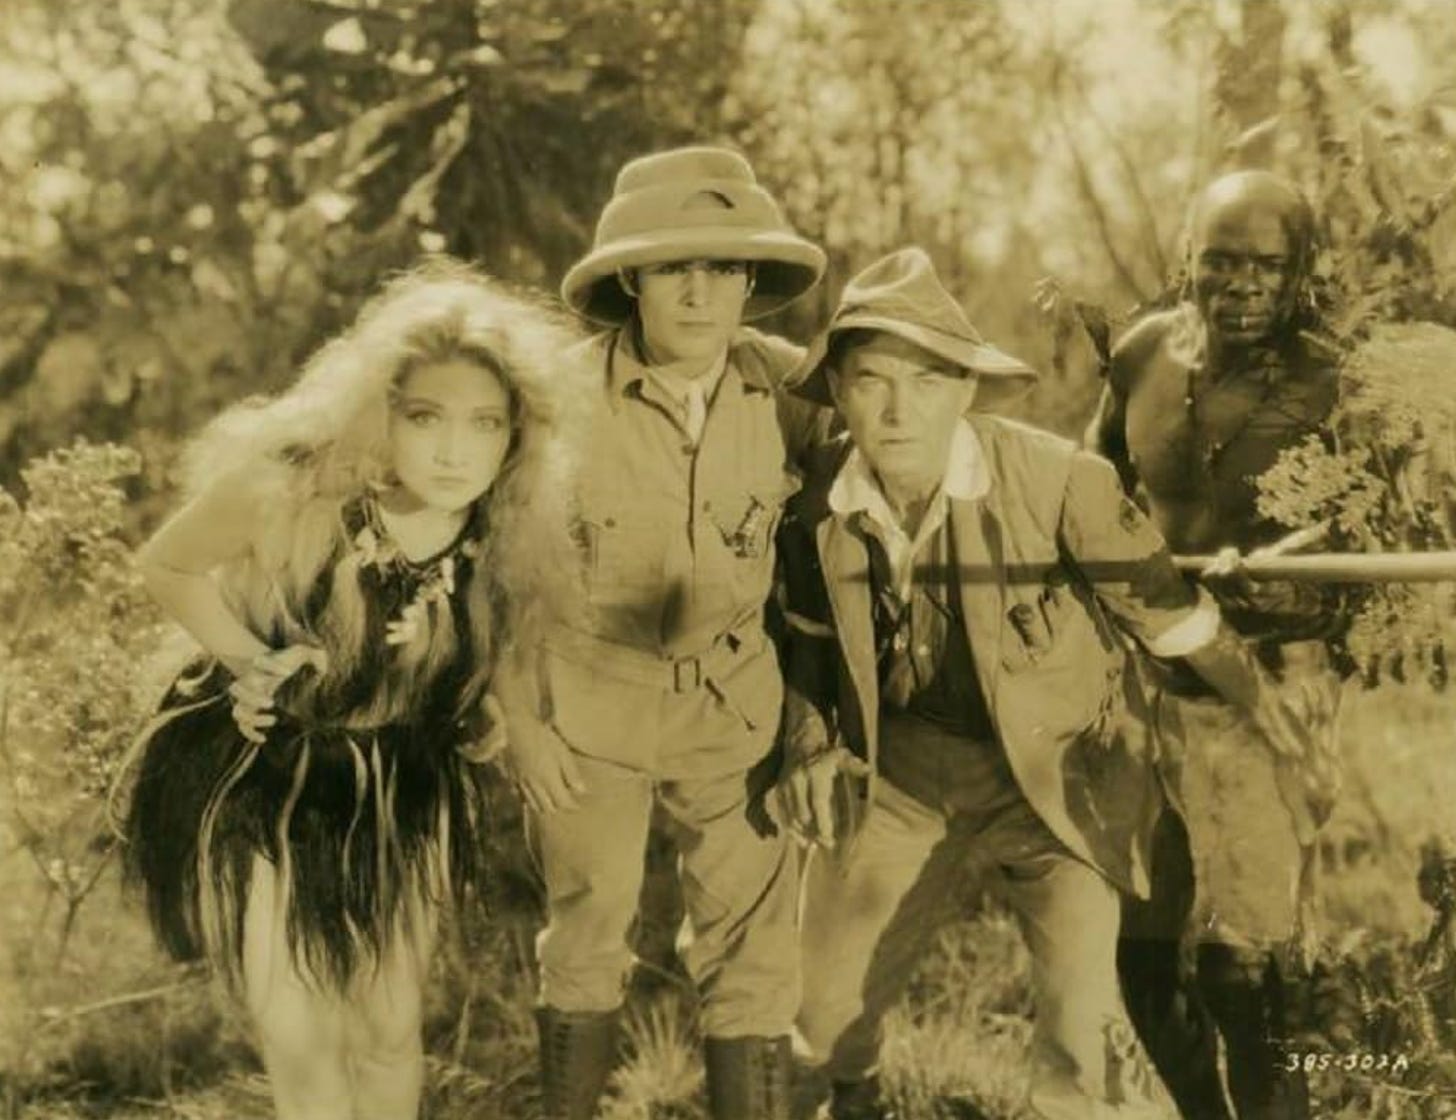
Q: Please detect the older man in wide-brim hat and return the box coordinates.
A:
[776,248,1319,1119]
[497,146,826,1120]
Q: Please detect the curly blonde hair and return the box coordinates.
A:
[181,257,586,722]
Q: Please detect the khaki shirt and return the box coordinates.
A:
[569,325,822,657]
[536,323,826,776]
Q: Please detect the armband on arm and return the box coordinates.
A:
[1181,618,1271,711]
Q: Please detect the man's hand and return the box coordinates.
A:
[1202,545,1315,617]
[1200,523,1341,623]
[504,709,587,816]
[780,743,870,849]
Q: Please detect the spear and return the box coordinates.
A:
[1174,522,1456,583]
[1173,552,1456,583]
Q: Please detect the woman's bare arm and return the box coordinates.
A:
[136,469,272,675]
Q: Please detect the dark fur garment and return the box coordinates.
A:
[123,498,493,990]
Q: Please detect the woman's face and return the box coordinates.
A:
[388,357,513,513]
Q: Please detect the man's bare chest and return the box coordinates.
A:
[1124,357,1331,508]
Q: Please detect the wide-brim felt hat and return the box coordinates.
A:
[796,247,1038,412]
[562,146,826,326]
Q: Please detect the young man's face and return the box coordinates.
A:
[830,332,978,504]
[633,258,750,368]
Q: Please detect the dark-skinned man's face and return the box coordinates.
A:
[1191,192,1301,351]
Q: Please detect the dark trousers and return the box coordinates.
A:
[1118,810,1310,1120]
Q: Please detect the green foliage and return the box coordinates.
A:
[1,440,164,853]
[1256,435,1385,542]
[5,2,1456,1116]
[0,0,343,484]
[730,2,1054,366]
[224,0,760,278]
[0,440,189,1103]
[1255,328,1456,688]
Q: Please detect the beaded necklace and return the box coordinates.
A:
[350,496,481,646]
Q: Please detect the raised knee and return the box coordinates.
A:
[805,868,905,944]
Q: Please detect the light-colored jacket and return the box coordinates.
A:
[781,414,1214,895]
[538,324,825,776]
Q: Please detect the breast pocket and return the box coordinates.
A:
[709,471,799,601]
[577,489,663,599]
[1000,574,1086,674]
[711,479,792,561]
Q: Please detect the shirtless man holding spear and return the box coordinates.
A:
[1088,170,1351,1120]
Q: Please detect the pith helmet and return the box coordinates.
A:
[561,146,826,326]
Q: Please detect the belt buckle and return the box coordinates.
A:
[672,656,702,692]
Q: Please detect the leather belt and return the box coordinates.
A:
[543,625,762,693]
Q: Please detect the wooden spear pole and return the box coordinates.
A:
[1173,552,1456,582]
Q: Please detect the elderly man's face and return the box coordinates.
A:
[1192,193,1300,349]
[634,258,750,368]
[831,332,977,505]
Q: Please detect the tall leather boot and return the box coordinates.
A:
[1120,810,1233,1120]
[703,1035,792,1120]
[1198,945,1310,1120]
[1119,937,1232,1119]
[536,1006,620,1120]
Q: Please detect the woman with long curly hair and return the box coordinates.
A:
[122,259,582,1119]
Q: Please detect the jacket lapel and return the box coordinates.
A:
[950,490,1007,721]
[816,513,879,755]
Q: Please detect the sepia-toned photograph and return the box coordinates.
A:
[2,1,1454,1117]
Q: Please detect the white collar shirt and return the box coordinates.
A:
[641,351,728,446]
[827,419,989,600]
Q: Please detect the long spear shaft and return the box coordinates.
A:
[1173,552,1456,582]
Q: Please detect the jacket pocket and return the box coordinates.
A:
[578,502,662,598]
[711,472,798,561]
[1001,576,1080,673]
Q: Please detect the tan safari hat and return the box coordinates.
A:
[561,146,826,326]
[796,247,1038,411]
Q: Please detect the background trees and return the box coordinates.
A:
[2,1,1455,1116]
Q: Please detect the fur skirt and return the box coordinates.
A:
[123,658,491,990]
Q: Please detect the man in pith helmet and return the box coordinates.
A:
[1089,170,1345,1119]
[497,145,827,1120]
[778,247,1319,1119]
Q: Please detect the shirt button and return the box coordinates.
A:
[916,645,930,657]
[604,517,616,528]
[702,501,712,512]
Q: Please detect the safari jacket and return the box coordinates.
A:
[540,323,826,777]
[780,414,1220,895]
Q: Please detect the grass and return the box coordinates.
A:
[3,681,1456,1119]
